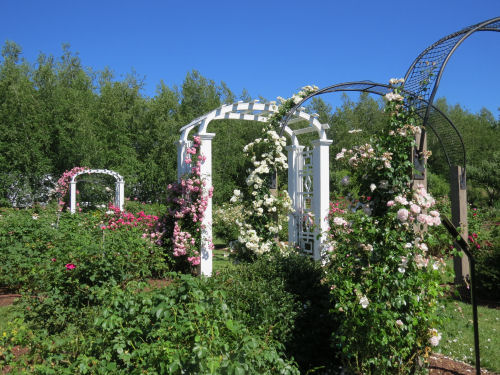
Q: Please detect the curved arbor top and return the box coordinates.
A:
[70,169,124,183]
[278,81,465,169]
[404,17,500,116]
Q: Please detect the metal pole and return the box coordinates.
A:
[442,216,480,375]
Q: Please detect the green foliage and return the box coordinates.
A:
[435,298,500,372]
[427,171,450,198]
[0,207,168,333]
[213,203,243,243]
[5,274,300,374]
[468,207,500,302]
[239,254,340,372]
[467,151,500,207]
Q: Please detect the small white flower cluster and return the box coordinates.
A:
[244,128,288,194]
[428,328,442,347]
[336,144,375,168]
[389,78,405,85]
[385,92,404,102]
[388,123,420,138]
[235,221,272,255]
[290,85,319,104]
[231,86,319,257]
[359,295,369,308]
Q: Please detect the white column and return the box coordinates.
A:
[286,145,304,246]
[199,133,215,276]
[116,181,125,211]
[70,181,77,214]
[176,140,192,181]
[312,139,332,261]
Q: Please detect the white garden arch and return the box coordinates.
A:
[177,100,332,276]
[70,169,125,214]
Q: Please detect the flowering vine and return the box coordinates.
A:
[324,79,445,373]
[230,85,318,258]
[158,136,213,271]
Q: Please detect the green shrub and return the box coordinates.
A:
[12,275,300,374]
[427,171,449,198]
[213,203,243,243]
[469,207,500,302]
[0,207,168,332]
[219,254,340,373]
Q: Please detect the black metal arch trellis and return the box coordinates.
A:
[278,81,463,171]
[276,18,500,375]
[404,16,500,161]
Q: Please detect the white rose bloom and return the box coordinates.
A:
[428,329,442,347]
[333,217,347,226]
[370,183,376,192]
[359,295,369,308]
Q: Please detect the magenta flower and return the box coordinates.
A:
[65,263,76,270]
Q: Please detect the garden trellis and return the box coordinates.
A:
[177,100,331,275]
[277,17,500,374]
[70,169,125,214]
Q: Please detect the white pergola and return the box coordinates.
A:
[178,101,332,276]
[70,169,125,213]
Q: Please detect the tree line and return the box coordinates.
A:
[1,42,498,207]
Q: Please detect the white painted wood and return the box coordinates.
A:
[70,169,124,214]
[177,102,332,275]
[199,133,215,277]
[312,139,333,261]
[286,145,305,246]
[70,181,77,214]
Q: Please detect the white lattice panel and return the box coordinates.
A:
[297,148,314,254]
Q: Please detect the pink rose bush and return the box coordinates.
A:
[157,136,213,271]
[54,166,89,211]
[100,203,161,243]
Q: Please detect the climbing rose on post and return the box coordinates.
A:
[323,79,445,374]
[230,85,318,259]
[158,136,213,273]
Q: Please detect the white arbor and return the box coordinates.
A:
[177,101,332,276]
[70,169,125,214]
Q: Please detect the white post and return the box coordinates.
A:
[176,140,192,181]
[312,139,332,260]
[286,145,304,246]
[199,133,215,276]
[70,181,77,214]
[116,181,125,211]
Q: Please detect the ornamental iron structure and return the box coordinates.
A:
[70,169,125,214]
[278,18,499,374]
[178,100,331,276]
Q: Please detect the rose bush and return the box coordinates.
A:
[324,79,446,374]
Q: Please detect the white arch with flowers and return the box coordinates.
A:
[178,100,332,276]
[70,169,125,214]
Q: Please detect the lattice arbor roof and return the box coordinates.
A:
[179,100,329,145]
[279,81,464,168]
[70,169,124,183]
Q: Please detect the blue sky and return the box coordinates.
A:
[1,0,499,116]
